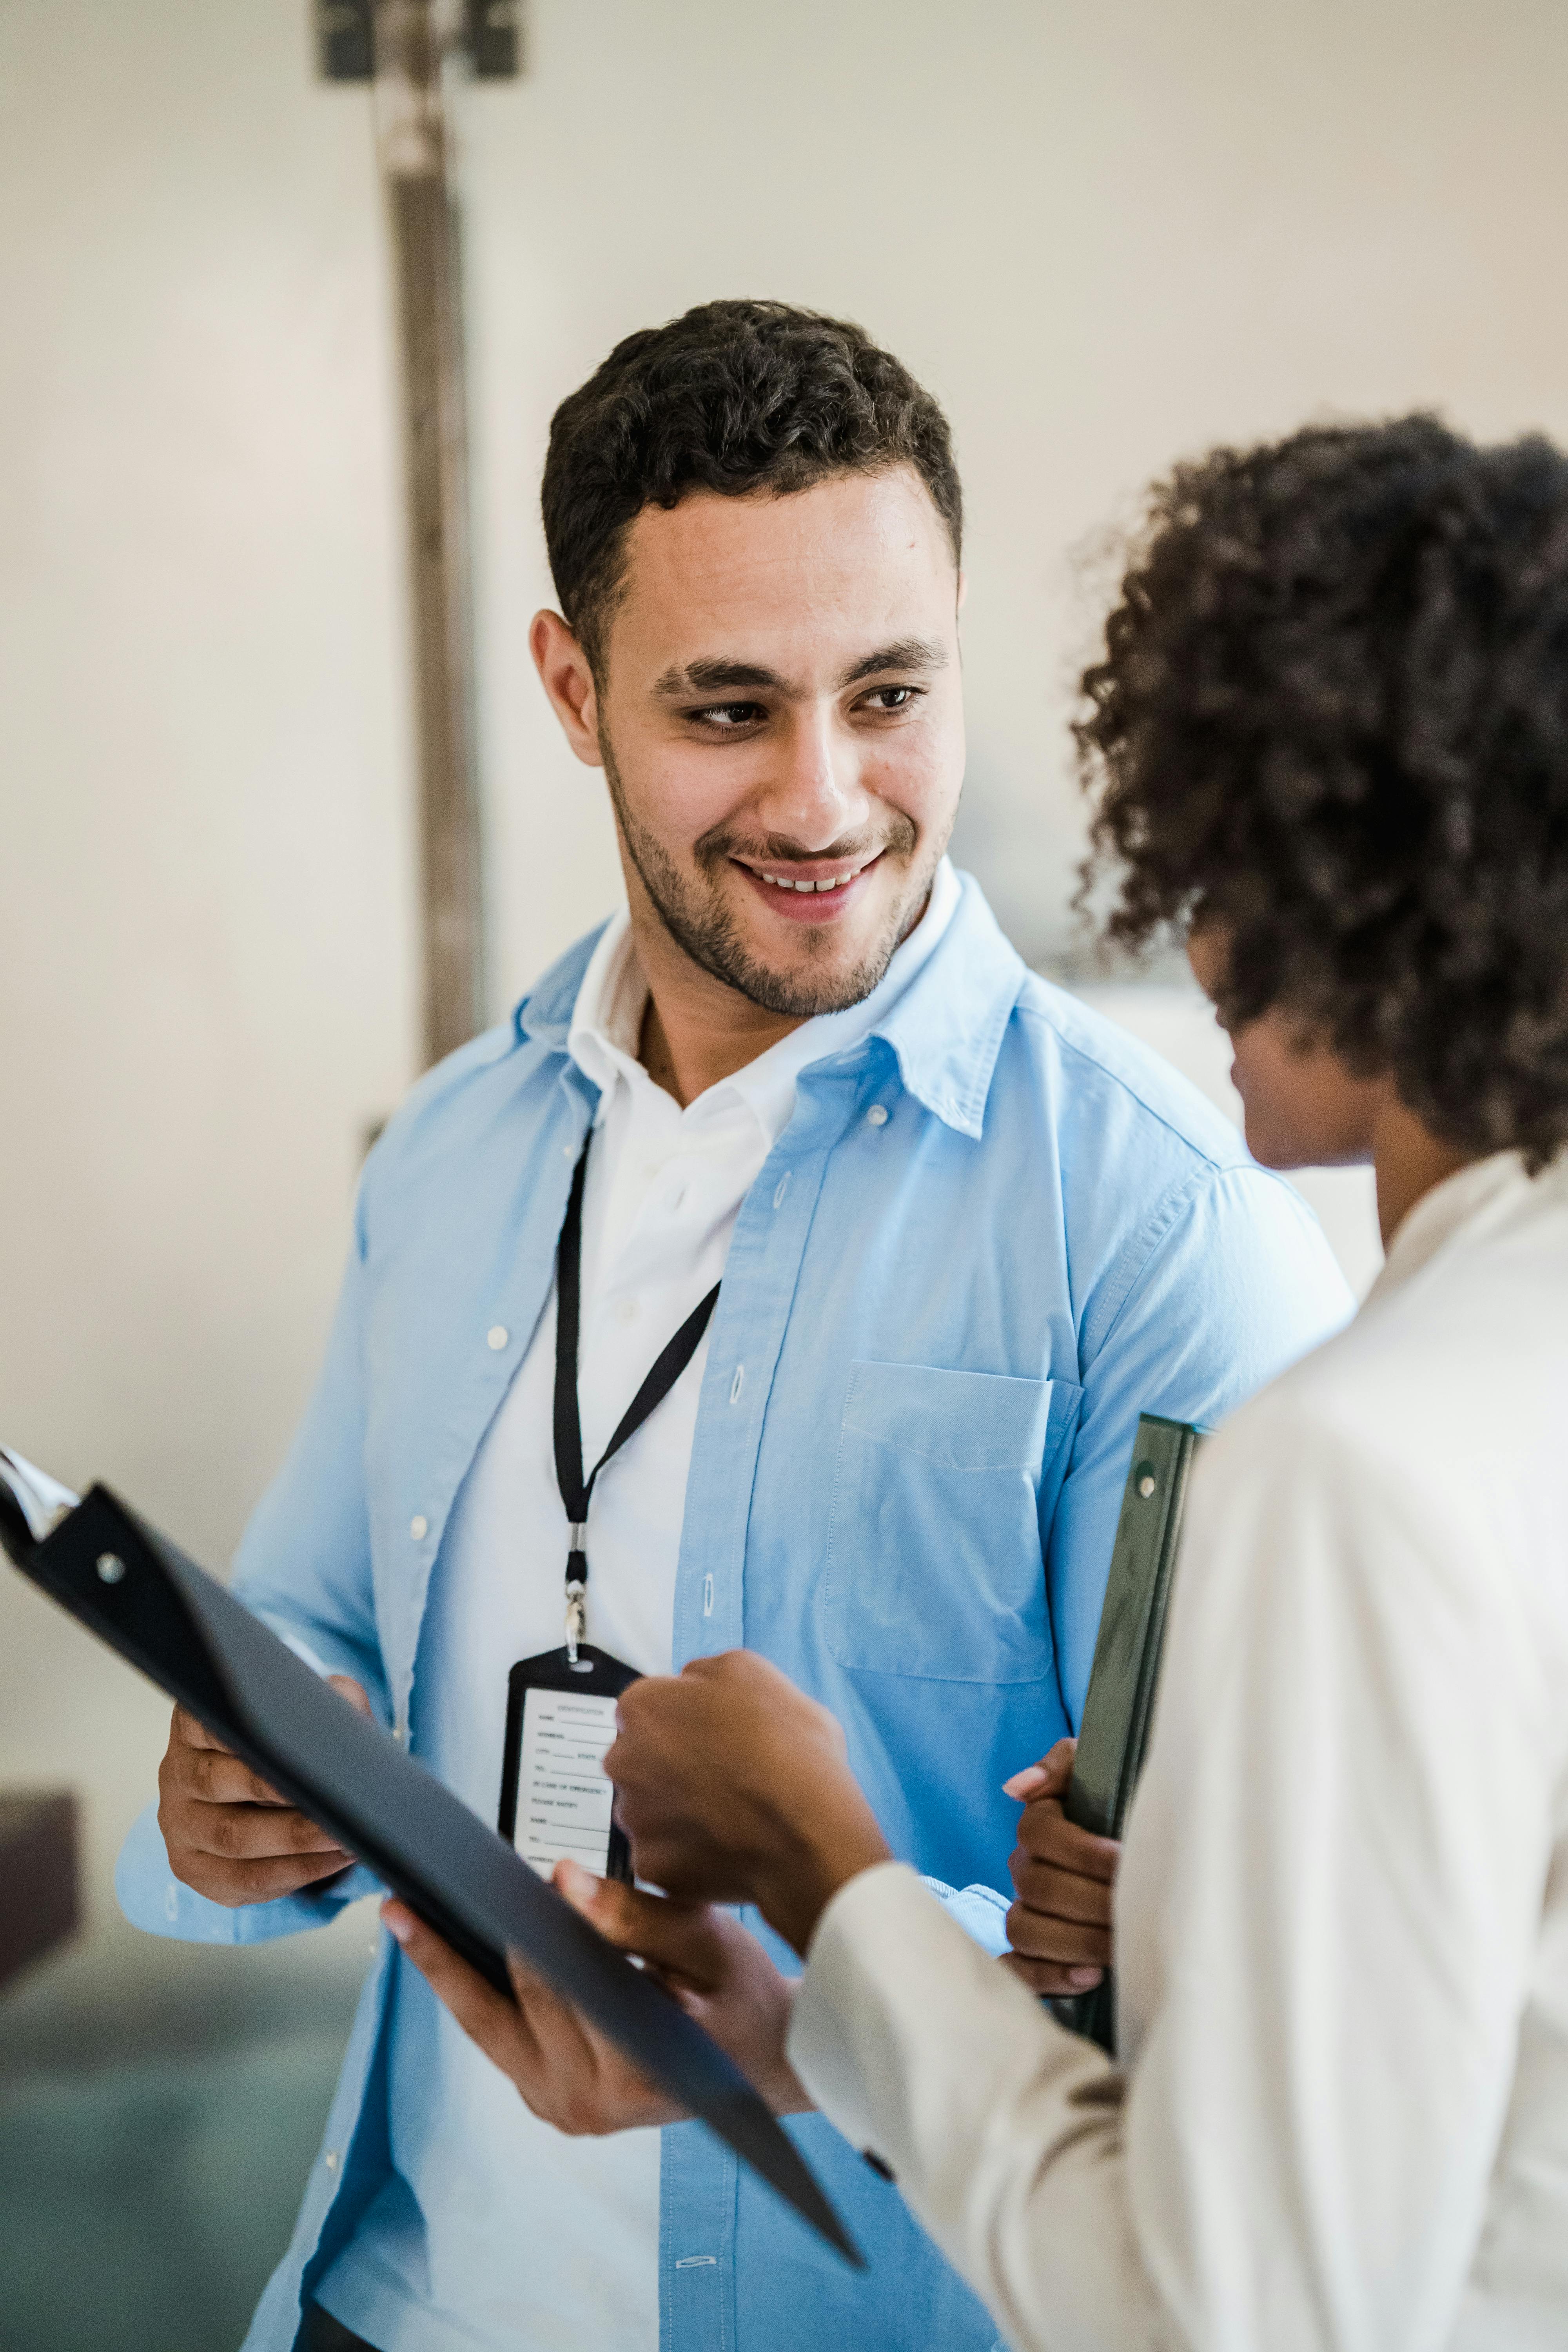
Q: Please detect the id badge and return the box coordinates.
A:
[497,1644,640,1883]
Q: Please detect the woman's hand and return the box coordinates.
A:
[606,1651,893,1956]
[1001,1737,1119,1996]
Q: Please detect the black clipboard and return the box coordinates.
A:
[0,1451,859,2266]
[1053,1412,1205,2056]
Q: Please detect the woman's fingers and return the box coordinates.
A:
[1007,1852,1115,1926]
[1005,1897,1110,1969]
[1002,1735,1077,1803]
[1002,1950,1105,1997]
[552,1861,729,1990]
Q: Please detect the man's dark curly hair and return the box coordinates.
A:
[541,299,961,676]
[1077,414,1568,1169]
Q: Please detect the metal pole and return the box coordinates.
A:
[373,0,486,1067]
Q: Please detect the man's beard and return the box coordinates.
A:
[601,737,941,1020]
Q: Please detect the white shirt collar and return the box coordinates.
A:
[1365,1144,1568,1306]
[567,858,963,1151]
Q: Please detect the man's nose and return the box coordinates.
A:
[752,705,871,850]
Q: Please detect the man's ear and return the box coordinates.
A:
[956,568,968,615]
[531,610,604,768]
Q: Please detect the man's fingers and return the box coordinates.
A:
[384,1900,532,2065]
[175,1848,356,1906]
[327,1675,374,1718]
[506,1953,604,2060]
[169,1704,288,1804]
[183,1746,290,1808]
[171,1702,237,1757]
[1002,1735,1077,1803]
[179,1802,348,1864]
[1008,1852,1115,1927]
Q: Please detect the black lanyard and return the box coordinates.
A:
[552,1130,720,1662]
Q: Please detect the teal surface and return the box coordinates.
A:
[0,1937,365,2352]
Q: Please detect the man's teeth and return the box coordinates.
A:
[757,868,860,893]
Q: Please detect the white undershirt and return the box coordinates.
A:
[317,862,959,2352]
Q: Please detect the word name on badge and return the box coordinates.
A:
[514,1686,621,1879]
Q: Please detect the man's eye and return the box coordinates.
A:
[862,686,921,713]
[691,702,766,731]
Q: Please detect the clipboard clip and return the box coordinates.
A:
[0,1445,81,1566]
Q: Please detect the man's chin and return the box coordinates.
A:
[708,870,934,1017]
[629,833,931,1019]
[708,941,892,1022]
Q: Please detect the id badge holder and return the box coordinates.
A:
[497,1644,641,1884]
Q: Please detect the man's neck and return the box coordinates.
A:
[629,908,804,1109]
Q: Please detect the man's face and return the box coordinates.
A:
[544,466,965,1018]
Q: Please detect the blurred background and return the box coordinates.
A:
[3,0,1564,2343]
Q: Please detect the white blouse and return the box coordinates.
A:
[790,1148,1568,2352]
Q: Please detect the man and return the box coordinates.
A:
[116,302,1348,2352]
[470,415,1568,2352]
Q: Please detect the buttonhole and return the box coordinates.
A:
[702,1573,714,1618]
[729,1365,744,1405]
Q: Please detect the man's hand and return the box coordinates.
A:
[606,1652,891,1956]
[381,1861,813,2131]
[1002,1736,1119,1996]
[156,1675,371,1908]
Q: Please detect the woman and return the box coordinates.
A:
[389,416,1568,2350]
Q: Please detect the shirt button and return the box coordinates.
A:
[866,1103,889,1127]
[324,2149,340,2172]
[615,1297,640,1325]
[409,1514,428,1541]
[487,1325,509,1351]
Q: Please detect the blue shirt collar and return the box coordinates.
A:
[515,871,1024,1142]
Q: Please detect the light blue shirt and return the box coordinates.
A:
[116,874,1352,2352]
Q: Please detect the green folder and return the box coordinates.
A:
[1053,1412,1205,2055]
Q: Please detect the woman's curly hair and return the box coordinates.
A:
[1077,415,1568,1169]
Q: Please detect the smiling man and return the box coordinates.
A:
[116,301,1350,2352]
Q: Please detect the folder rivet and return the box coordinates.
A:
[96,1552,126,1584]
[1137,1474,1156,1500]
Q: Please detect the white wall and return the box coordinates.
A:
[0,0,1558,1958]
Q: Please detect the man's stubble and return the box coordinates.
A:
[599,732,949,1021]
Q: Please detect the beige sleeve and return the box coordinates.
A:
[788,1399,1553,2352]
[789,1862,1167,2352]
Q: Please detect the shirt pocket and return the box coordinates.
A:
[821,1361,1082,1684]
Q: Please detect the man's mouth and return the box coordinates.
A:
[730,850,885,922]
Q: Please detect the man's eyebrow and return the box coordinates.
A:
[653,657,789,697]
[653,637,949,700]
[838,636,948,686]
